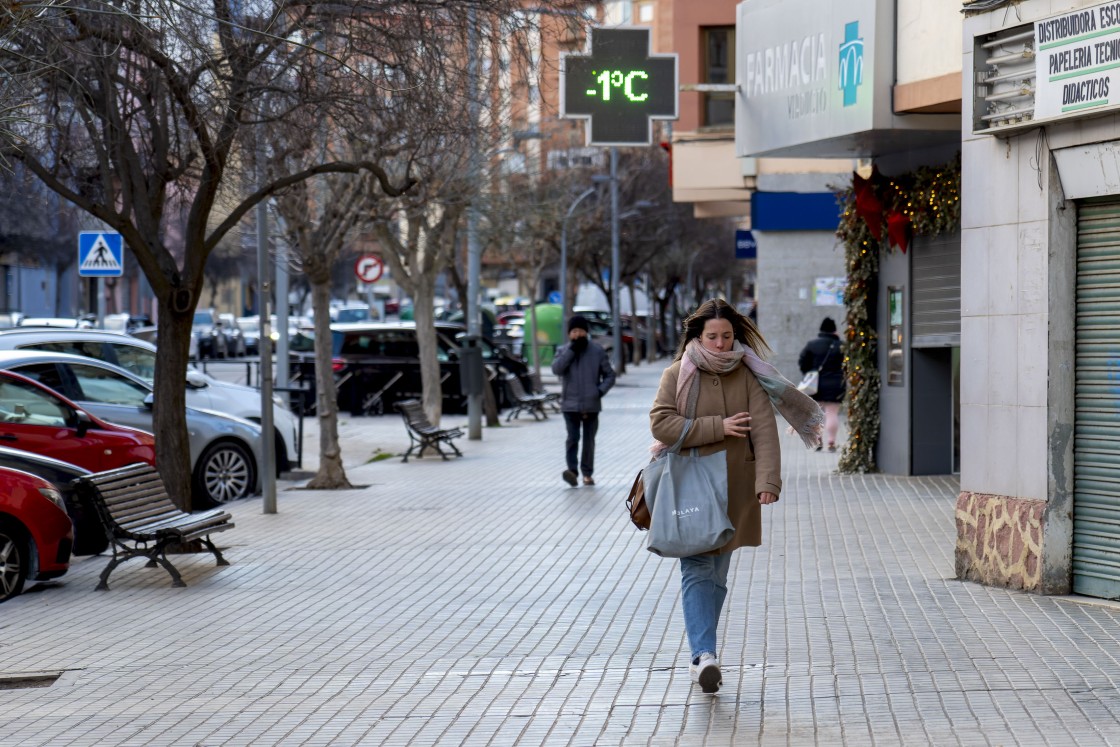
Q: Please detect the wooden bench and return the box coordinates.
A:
[501,374,558,422]
[395,399,464,462]
[70,463,234,591]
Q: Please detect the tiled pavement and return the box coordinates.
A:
[3,362,1120,746]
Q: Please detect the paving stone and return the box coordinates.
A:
[1,363,1119,744]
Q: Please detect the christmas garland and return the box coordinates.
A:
[836,155,961,473]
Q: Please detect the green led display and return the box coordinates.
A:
[586,69,650,102]
[561,28,678,146]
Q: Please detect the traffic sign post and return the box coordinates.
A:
[354,254,383,284]
[560,27,679,146]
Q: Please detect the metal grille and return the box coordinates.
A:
[1074,200,1120,599]
[911,232,961,348]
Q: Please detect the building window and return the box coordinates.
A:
[603,0,631,26]
[638,3,654,23]
[702,26,734,128]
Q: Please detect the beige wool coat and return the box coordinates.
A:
[649,360,783,551]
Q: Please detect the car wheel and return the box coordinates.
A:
[193,440,256,508]
[0,520,29,603]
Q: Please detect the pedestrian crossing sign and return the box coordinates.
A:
[78,231,124,277]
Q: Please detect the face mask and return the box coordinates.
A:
[572,336,589,353]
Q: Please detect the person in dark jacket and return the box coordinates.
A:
[551,315,616,486]
[798,317,845,451]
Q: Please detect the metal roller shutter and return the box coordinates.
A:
[1074,200,1120,599]
[911,232,961,348]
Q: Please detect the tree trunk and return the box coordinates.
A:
[411,274,443,425]
[305,272,352,490]
[152,308,196,511]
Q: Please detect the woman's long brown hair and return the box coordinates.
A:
[675,298,771,360]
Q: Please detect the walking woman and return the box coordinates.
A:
[798,317,845,452]
[649,299,822,693]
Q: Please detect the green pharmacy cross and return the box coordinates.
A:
[561,27,678,146]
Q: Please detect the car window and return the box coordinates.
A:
[111,344,156,382]
[339,333,378,356]
[25,340,112,363]
[67,363,150,406]
[192,311,214,325]
[0,378,71,427]
[13,362,68,393]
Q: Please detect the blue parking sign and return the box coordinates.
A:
[78,231,124,277]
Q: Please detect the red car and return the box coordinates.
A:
[0,466,73,601]
[0,369,155,472]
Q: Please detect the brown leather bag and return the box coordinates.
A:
[626,469,650,530]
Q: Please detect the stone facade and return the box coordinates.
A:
[955,492,1044,592]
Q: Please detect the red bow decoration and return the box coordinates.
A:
[886,211,911,253]
[852,168,883,240]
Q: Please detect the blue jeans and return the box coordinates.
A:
[563,412,599,477]
[680,552,732,662]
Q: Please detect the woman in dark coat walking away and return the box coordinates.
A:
[799,317,845,451]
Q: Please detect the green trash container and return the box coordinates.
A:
[521,303,564,368]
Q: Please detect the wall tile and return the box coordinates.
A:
[988,224,1019,315]
[1017,405,1049,500]
[1017,313,1047,408]
[988,315,1018,407]
[1017,222,1047,315]
[961,227,988,317]
[987,405,1020,497]
[959,403,988,493]
[1017,136,1049,223]
[961,315,988,406]
[961,138,996,230]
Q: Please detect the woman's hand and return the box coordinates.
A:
[759,491,779,505]
[722,411,752,438]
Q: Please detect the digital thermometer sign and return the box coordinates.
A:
[561,27,678,146]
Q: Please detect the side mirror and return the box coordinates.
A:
[185,370,209,389]
[142,393,155,409]
[75,409,93,437]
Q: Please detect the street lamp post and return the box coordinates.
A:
[560,186,596,323]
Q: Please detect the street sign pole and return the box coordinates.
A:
[610,147,622,374]
[559,27,678,374]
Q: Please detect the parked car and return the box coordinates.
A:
[0,351,264,508]
[128,323,199,360]
[0,465,73,602]
[236,315,314,358]
[191,308,229,359]
[18,317,93,329]
[331,322,534,415]
[0,446,103,555]
[0,368,156,473]
[218,314,247,357]
[0,328,300,473]
[330,303,373,324]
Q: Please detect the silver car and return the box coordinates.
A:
[0,350,264,508]
[0,328,300,473]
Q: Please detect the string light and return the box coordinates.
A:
[834,154,961,474]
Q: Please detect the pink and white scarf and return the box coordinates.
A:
[653,338,824,456]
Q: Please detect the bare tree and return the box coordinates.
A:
[0,1,523,507]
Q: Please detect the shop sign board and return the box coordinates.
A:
[736,0,883,157]
[1034,1,1120,121]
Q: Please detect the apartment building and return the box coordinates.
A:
[959,0,1120,600]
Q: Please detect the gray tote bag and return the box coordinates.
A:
[644,419,734,558]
